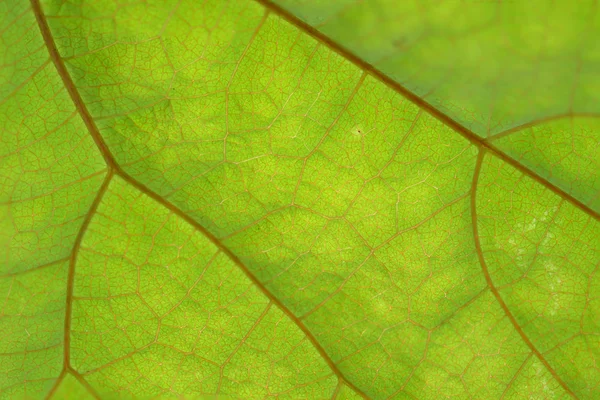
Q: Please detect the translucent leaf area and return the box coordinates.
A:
[1,0,598,399]
[269,0,600,215]
[272,0,600,135]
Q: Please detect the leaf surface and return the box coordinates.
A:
[0,0,599,399]
[269,0,600,214]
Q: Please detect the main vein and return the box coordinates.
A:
[255,0,600,222]
[30,0,369,397]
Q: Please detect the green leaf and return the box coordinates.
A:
[1,0,598,399]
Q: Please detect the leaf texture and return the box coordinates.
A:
[0,0,599,399]
[269,0,600,215]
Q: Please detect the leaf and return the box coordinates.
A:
[0,0,598,399]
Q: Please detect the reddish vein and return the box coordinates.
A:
[44,370,102,400]
[471,150,577,399]
[30,1,370,397]
[115,168,371,399]
[254,0,600,223]
[30,0,117,170]
[64,170,113,367]
[31,0,592,396]
[486,112,600,142]
[42,167,112,400]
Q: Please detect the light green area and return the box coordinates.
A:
[0,0,106,272]
[272,0,600,213]
[273,0,600,137]
[0,0,106,398]
[1,0,599,398]
[43,0,364,238]
[72,176,337,399]
[493,116,600,213]
[477,153,600,397]
[402,292,558,399]
[50,373,94,400]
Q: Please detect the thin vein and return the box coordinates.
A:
[0,256,70,278]
[487,112,600,142]
[43,369,66,400]
[27,1,585,397]
[0,343,61,356]
[300,190,470,321]
[64,170,114,370]
[30,0,117,169]
[500,352,533,399]
[254,0,600,222]
[331,380,343,400]
[69,369,102,399]
[0,58,50,106]
[217,302,273,393]
[0,169,107,205]
[470,150,577,399]
[223,10,269,161]
[115,168,371,400]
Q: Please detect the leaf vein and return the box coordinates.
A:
[254,0,600,222]
[471,150,577,399]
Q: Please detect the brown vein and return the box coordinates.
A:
[486,112,600,142]
[254,0,600,222]
[30,2,371,396]
[44,370,101,400]
[33,0,589,397]
[223,10,269,162]
[115,167,371,400]
[470,150,577,399]
[63,170,113,369]
[0,58,50,106]
[331,380,343,400]
[500,352,534,399]
[70,369,102,399]
[43,370,66,400]
[0,343,61,357]
[30,0,117,169]
[42,170,112,399]
[217,302,273,394]
[0,256,69,278]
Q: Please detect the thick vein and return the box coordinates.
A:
[115,168,371,400]
[254,0,600,223]
[32,0,591,396]
[30,0,117,169]
[42,370,65,400]
[30,1,370,397]
[470,150,577,399]
[32,4,118,398]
